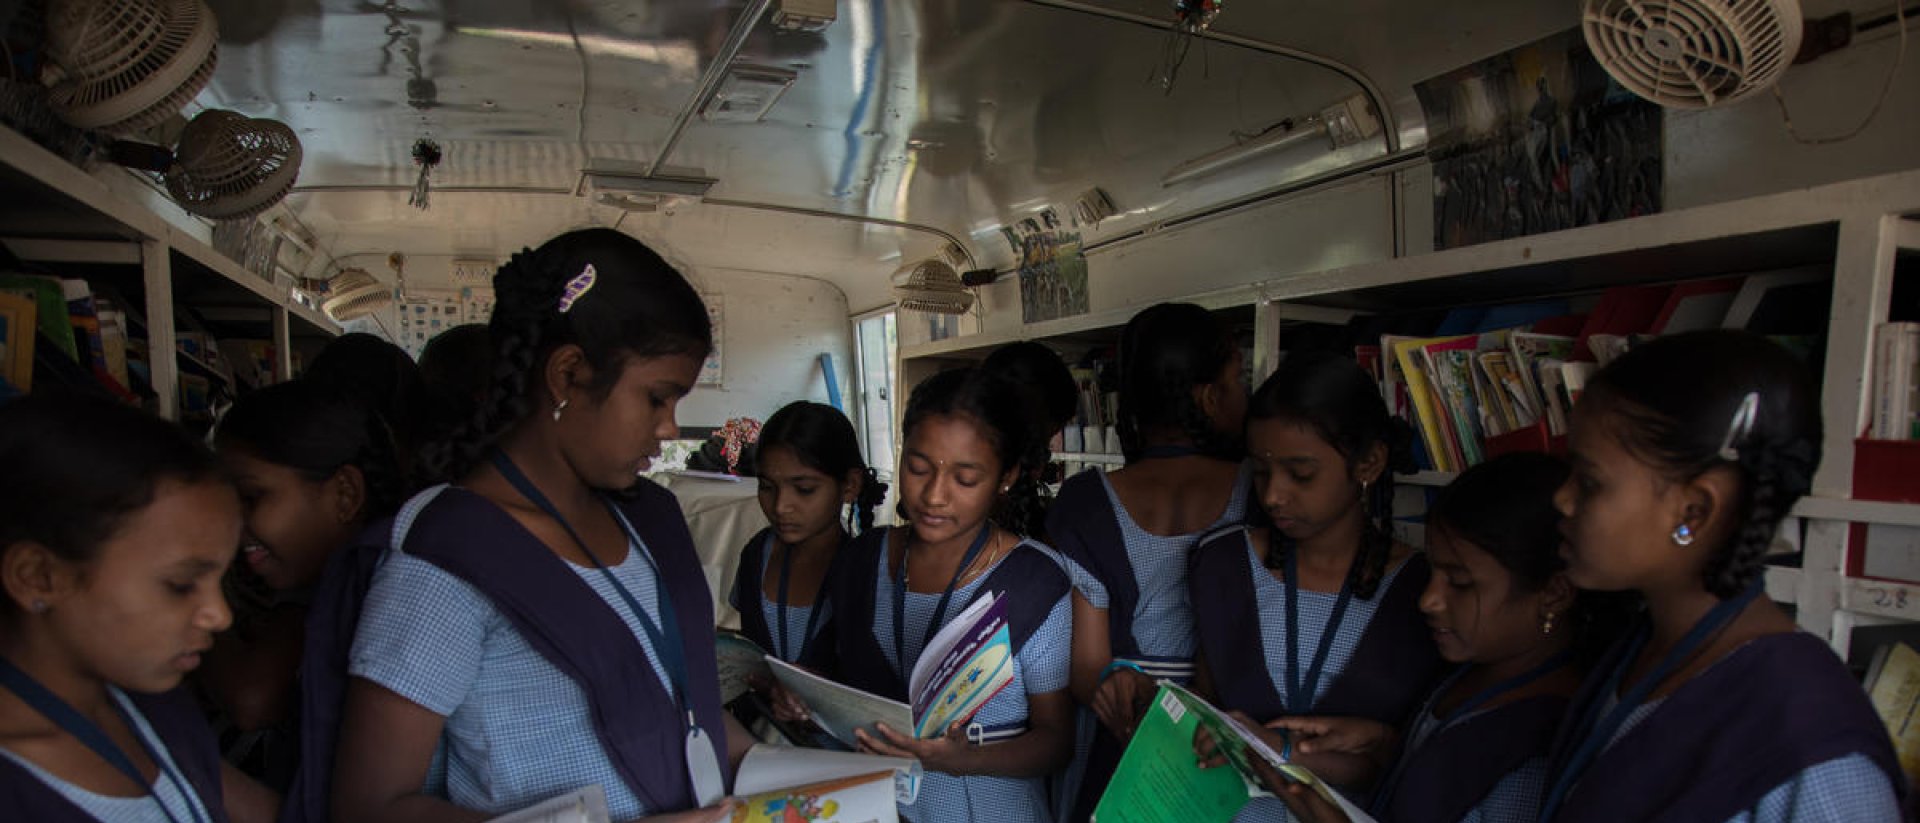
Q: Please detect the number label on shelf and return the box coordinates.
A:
[1847,579,1920,619]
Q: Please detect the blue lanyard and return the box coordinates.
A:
[1370,648,1575,814]
[1282,543,1356,715]
[770,532,833,662]
[891,525,994,672]
[489,452,691,716]
[1537,578,1763,822]
[0,658,207,823]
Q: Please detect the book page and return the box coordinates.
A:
[734,744,920,805]
[731,770,898,823]
[484,786,610,823]
[718,630,772,704]
[766,657,912,749]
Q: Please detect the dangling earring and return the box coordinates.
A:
[1671,523,1695,547]
[1541,612,1556,635]
[551,399,569,422]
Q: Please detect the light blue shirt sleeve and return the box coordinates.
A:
[1016,594,1073,695]
[1049,548,1110,609]
[1724,753,1901,823]
[348,552,495,715]
[1456,758,1549,823]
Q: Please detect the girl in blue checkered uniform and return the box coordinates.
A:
[1046,303,1252,820]
[1261,454,1626,823]
[730,402,886,668]
[813,367,1075,823]
[328,229,752,823]
[1188,352,1443,822]
[1533,331,1903,823]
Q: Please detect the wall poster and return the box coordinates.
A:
[700,294,724,387]
[1018,231,1090,325]
[1415,27,1662,251]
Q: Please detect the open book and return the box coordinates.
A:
[768,592,1016,747]
[718,629,773,704]
[484,747,918,823]
[1094,684,1376,823]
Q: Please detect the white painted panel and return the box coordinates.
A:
[1665,26,1920,211]
[673,267,855,429]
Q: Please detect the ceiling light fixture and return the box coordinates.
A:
[771,0,837,32]
[701,65,799,123]
[1160,95,1381,187]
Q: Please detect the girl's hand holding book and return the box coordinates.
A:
[753,674,813,725]
[1264,715,1395,758]
[1275,779,1353,823]
[854,720,972,773]
[1092,667,1157,740]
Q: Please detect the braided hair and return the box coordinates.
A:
[1250,351,1417,599]
[758,401,889,534]
[1116,303,1243,461]
[419,229,713,484]
[981,342,1077,538]
[901,368,1048,537]
[1580,330,1822,599]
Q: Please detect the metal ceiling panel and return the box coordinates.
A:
[191,1,1590,304]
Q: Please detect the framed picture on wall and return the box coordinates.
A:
[700,294,723,387]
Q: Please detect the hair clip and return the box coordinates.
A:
[1717,391,1760,462]
[558,264,597,313]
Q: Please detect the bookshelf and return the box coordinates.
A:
[0,124,337,418]
[899,168,1920,657]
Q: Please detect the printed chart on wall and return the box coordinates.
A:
[397,288,495,359]
[701,294,724,387]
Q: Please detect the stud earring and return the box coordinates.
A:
[1541,612,1556,635]
[30,599,46,614]
[1671,523,1695,547]
[552,399,569,422]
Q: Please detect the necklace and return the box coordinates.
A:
[904,530,1001,590]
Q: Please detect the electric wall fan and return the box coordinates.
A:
[893,259,975,315]
[43,0,219,132]
[321,268,392,324]
[1582,0,1802,109]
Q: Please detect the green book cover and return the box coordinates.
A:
[1095,685,1376,823]
[1092,686,1253,823]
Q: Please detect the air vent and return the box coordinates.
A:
[702,65,798,123]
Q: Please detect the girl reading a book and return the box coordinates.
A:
[322,229,751,823]
[198,378,413,789]
[822,367,1074,823]
[1188,352,1442,820]
[731,401,885,666]
[0,394,279,823]
[1533,330,1902,822]
[1047,302,1252,820]
[1255,453,1625,823]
